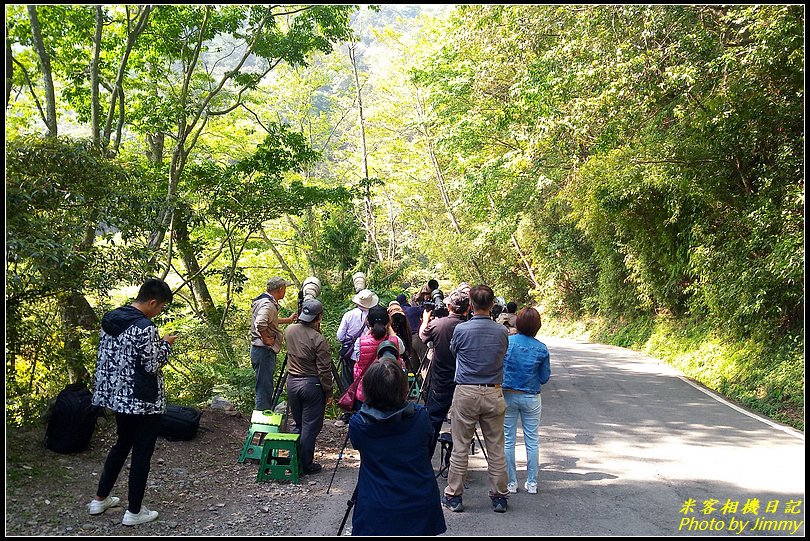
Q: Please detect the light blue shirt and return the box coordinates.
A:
[337,306,368,361]
[449,315,509,385]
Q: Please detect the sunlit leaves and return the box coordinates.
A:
[6,136,156,302]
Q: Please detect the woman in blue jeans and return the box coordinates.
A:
[502,307,551,494]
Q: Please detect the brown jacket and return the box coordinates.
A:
[284,322,333,395]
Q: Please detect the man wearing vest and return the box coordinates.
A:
[250,277,297,411]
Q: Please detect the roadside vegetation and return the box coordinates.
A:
[6,5,803,431]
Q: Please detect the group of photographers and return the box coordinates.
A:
[250,275,551,536]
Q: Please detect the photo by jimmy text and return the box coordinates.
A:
[677,497,804,535]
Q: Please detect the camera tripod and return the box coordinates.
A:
[414,343,434,405]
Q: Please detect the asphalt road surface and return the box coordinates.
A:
[305,337,805,536]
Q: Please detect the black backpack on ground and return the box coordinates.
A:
[159,404,202,441]
[45,383,102,454]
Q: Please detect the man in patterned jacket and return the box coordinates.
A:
[87,278,178,526]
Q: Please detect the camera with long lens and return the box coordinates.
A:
[298,276,321,314]
[423,280,449,318]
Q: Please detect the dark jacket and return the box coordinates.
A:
[348,402,447,536]
[403,304,423,336]
[419,312,465,388]
[92,305,171,414]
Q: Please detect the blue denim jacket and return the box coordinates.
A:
[502,334,551,394]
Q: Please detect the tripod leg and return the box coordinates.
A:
[331,360,345,395]
[327,429,352,494]
[417,353,433,406]
[270,371,287,411]
[475,425,488,460]
[269,354,288,411]
[337,483,359,536]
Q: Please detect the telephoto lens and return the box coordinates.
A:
[301,277,321,300]
[431,288,444,307]
[352,272,367,293]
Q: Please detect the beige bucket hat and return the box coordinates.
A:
[352,288,379,309]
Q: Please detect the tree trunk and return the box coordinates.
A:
[415,90,463,235]
[27,5,57,136]
[102,5,151,151]
[511,233,540,290]
[259,229,301,288]
[6,25,13,109]
[90,5,103,146]
[174,209,217,322]
[61,291,98,385]
[348,42,384,263]
[147,149,185,263]
[146,131,165,165]
[486,193,539,289]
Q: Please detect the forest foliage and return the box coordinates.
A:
[5,5,804,429]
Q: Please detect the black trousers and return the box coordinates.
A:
[97,412,162,513]
[286,376,327,471]
[425,380,456,459]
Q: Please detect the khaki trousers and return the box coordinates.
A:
[444,384,509,499]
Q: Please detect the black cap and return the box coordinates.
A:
[297,299,323,322]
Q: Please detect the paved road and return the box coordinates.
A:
[306,337,805,536]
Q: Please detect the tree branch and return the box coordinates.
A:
[11,57,47,125]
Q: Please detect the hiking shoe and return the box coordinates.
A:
[122,507,159,526]
[506,482,517,494]
[88,496,120,515]
[524,481,538,494]
[442,495,464,512]
[492,496,508,513]
[303,463,323,475]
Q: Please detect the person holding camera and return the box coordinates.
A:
[496,301,518,335]
[418,285,469,458]
[442,285,510,514]
[348,359,447,536]
[250,277,297,411]
[88,278,177,526]
[335,288,379,426]
[405,283,432,365]
[284,298,333,475]
[387,300,416,373]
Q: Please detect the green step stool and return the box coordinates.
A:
[238,410,283,463]
[256,432,301,484]
[251,409,283,426]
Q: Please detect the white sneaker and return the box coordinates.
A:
[524,481,538,494]
[506,482,517,494]
[88,496,120,515]
[122,507,159,526]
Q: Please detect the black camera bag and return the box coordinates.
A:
[159,404,202,441]
[45,383,102,454]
